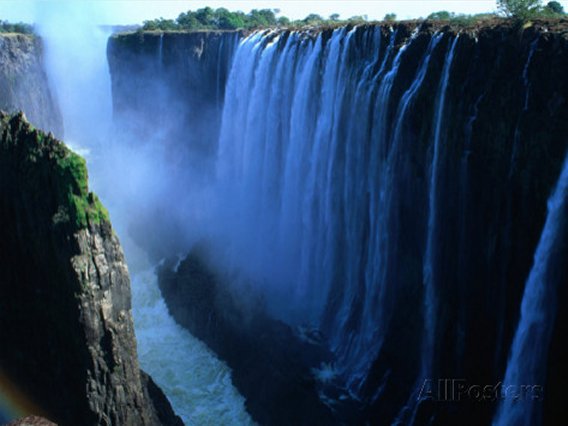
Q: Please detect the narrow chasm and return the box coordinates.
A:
[1,10,568,426]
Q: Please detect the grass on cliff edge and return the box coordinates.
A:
[55,151,110,229]
[0,112,109,229]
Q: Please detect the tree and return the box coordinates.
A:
[217,9,246,29]
[248,9,277,28]
[303,14,324,25]
[384,13,397,22]
[348,15,367,23]
[195,7,215,26]
[329,13,341,21]
[546,1,565,13]
[427,11,453,20]
[497,0,542,19]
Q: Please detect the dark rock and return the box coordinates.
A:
[106,31,240,262]
[158,248,339,426]
[140,370,184,426]
[0,112,181,425]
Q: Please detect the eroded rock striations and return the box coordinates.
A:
[0,34,62,138]
[0,112,182,425]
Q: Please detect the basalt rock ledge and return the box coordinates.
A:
[0,111,183,426]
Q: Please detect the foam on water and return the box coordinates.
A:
[131,268,255,426]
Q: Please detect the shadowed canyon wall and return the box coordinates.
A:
[0,30,183,424]
[108,21,568,425]
[106,31,239,261]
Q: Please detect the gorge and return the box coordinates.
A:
[1,13,568,426]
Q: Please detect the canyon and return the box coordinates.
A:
[1,17,568,426]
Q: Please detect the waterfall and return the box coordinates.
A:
[493,151,568,426]
[522,37,539,111]
[216,27,389,387]
[422,35,459,378]
[214,27,469,398]
[158,33,164,69]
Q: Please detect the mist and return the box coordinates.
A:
[27,4,258,422]
[30,1,221,267]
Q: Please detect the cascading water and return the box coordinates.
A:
[103,20,567,424]
[421,35,459,380]
[216,27,394,390]
[493,151,568,426]
[214,27,466,398]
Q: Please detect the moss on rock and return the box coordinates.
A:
[0,110,109,230]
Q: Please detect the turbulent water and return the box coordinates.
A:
[131,268,254,425]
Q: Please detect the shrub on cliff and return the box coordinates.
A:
[497,0,542,20]
[0,20,34,34]
[545,1,565,14]
[0,111,109,230]
[427,10,454,20]
[384,13,397,22]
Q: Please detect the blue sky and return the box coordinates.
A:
[1,0,567,25]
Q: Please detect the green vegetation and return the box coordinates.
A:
[497,0,542,19]
[427,11,454,20]
[546,1,565,13]
[425,2,564,24]
[0,112,109,230]
[56,150,109,228]
[141,7,371,31]
[140,3,565,32]
[384,13,397,22]
[0,20,34,34]
[425,11,498,26]
[497,0,566,19]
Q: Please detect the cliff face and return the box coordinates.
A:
[0,112,182,425]
[108,21,568,425]
[0,34,62,138]
[107,31,238,150]
[158,250,338,426]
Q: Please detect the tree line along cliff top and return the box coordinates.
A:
[2,1,567,36]
[137,2,566,32]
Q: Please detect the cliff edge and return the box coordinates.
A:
[0,111,182,425]
[0,35,62,138]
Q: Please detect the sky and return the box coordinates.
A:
[1,0,567,25]
[0,0,519,24]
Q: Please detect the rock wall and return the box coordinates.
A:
[107,30,238,152]
[0,34,62,137]
[108,20,568,426]
[158,249,339,426]
[106,31,240,261]
[0,112,182,426]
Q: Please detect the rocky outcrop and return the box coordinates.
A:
[0,111,182,425]
[0,34,62,137]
